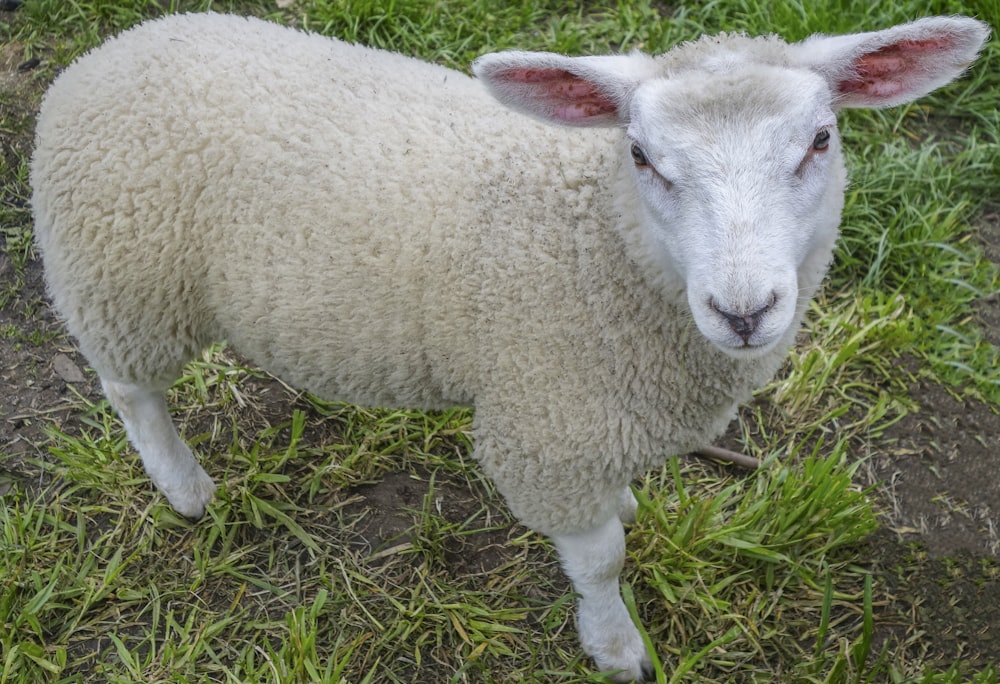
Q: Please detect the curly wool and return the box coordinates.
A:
[32,13,793,534]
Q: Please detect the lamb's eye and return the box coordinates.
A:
[630,142,649,166]
[812,129,831,151]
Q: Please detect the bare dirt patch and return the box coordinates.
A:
[871,378,1000,558]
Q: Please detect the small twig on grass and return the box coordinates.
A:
[695,445,760,470]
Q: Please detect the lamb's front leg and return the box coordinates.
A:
[551,515,654,683]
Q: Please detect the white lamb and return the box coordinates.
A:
[31,12,988,681]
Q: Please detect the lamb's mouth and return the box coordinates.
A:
[710,334,783,359]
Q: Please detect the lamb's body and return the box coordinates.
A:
[32,13,987,681]
[33,14,784,533]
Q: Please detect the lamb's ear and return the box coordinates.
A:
[472,51,659,127]
[792,16,990,109]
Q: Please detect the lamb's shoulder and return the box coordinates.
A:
[473,171,787,482]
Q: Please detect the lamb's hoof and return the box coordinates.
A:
[162,464,216,519]
[586,622,655,683]
[602,654,656,683]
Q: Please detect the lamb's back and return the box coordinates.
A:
[31,14,615,402]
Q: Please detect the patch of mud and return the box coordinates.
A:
[869,527,1000,669]
[869,378,1000,558]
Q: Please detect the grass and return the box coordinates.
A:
[1,0,998,682]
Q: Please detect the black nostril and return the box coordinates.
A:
[722,310,757,337]
[711,294,776,342]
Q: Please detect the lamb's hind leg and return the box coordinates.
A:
[102,378,216,519]
[551,515,654,683]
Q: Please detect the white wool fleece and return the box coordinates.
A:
[34,13,813,534]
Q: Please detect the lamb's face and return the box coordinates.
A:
[626,66,843,356]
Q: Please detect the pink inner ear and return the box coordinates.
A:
[837,37,956,100]
[496,67,618,122]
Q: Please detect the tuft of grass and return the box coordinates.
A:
[627,444,877,682]
[834,118,1000,399]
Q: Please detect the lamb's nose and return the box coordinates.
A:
[711,295,775,343]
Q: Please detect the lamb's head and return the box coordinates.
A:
[622,62,844,354]
[474,17,989,357]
